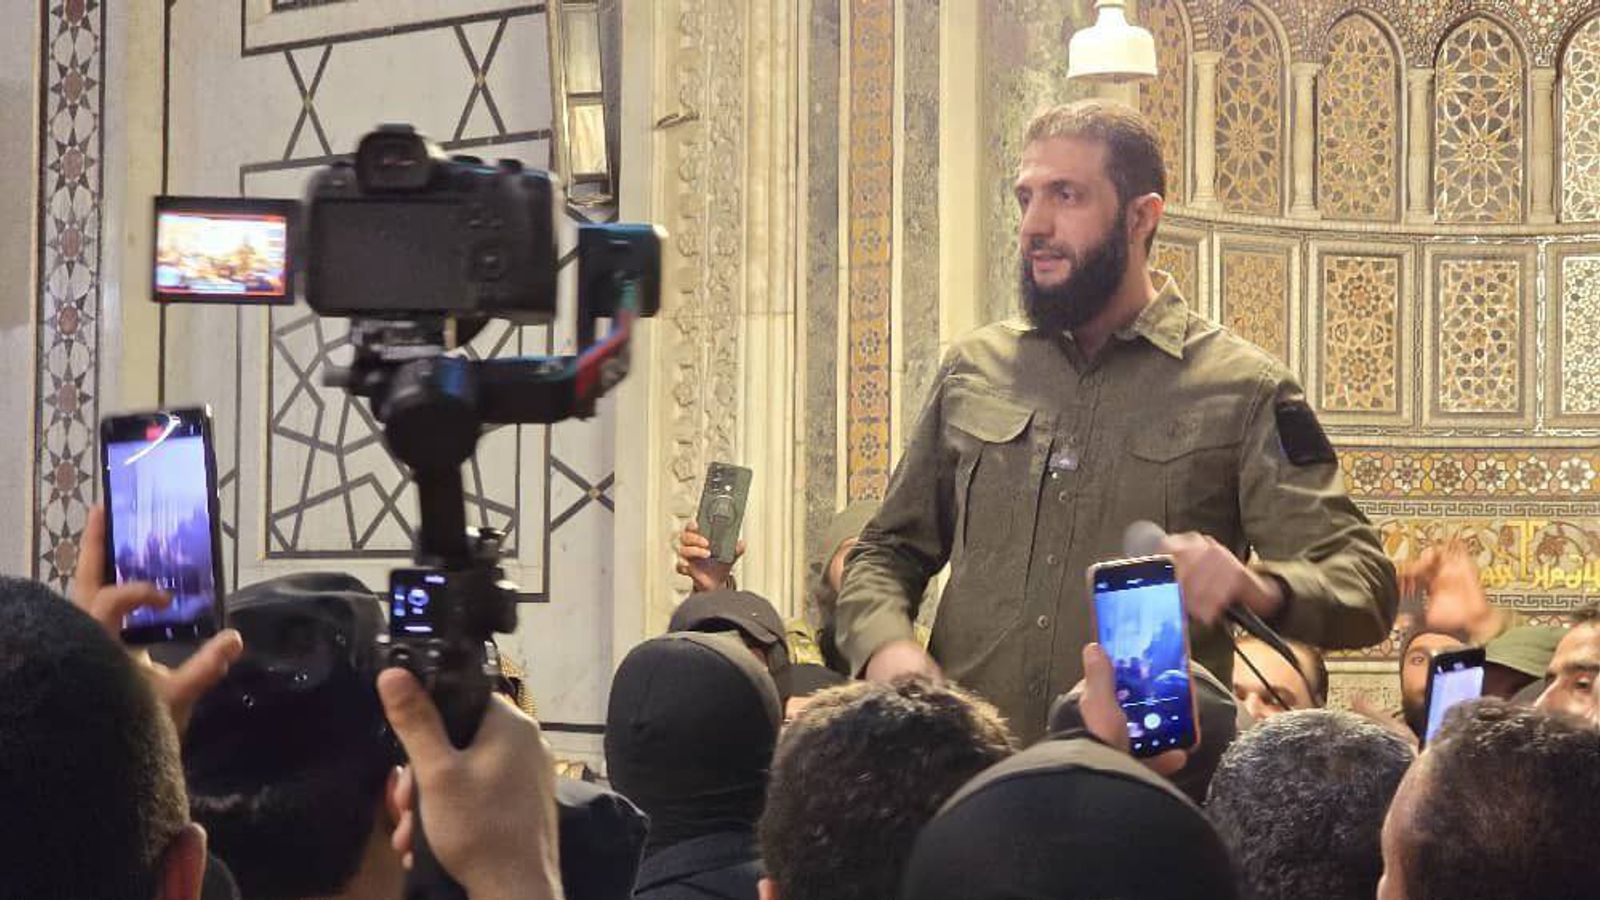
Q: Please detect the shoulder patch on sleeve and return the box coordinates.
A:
[1275,400,1336,466]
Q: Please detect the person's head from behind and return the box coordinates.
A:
[1231,636,1326,719]
[1015,100,1166,334]
[901,737,1236,900]
[758,677,1015,900]
[1378,700,1600,900]
[1535,605,1600,722]
[1207,709,1413,900]
[1400,629,1466,738]
[0,576,206,900]
[182,573,397,900]
[605,632,781,855]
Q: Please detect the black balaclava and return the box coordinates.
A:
[900,738,1238,900]
[605,632,781,857]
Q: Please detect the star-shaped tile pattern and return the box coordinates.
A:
[34,0,105,589]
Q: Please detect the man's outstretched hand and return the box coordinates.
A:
[72,505,242,735]
[381,668,563,900]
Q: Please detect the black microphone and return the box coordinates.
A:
[1122,520,1308,694]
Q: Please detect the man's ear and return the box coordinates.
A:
[759,876,781,900]
[1127,192,1165,253]
[157,822,208,900]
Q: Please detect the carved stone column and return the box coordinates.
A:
[1530,66,1557,223]
[616,0,801,641]
[1191,50,1222,210]
[1289,62,1321,219]
[1405,67,1435,223]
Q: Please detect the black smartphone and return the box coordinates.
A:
[1422,646,1486,746]
[1088,555,1200,757]
[696,462,753,564]
[389,568,447,638]
[100,407,225,644]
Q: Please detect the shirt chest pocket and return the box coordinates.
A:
[1124,408,1243,536]
[943,388,1043,574]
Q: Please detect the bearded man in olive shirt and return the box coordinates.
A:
[835,100,1397,743]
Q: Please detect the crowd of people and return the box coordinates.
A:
[2,500,1595,900]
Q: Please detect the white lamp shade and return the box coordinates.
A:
[1067,3,1158,83]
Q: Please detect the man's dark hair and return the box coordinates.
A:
[1206,709,1413,900]
[0,576,188,900]
[758,676,1015,900]
[1024,99,1166,252]
[1402,700,1600,900]
[1571,602,1599,627]
[1296,643,1329,706]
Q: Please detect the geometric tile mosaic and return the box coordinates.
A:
[1434,17,1524,224]
[1558,256,1600,415]
[1221,247,1289,363]
[1318,13,1399,221]
[1215,2,1283,216]
[1436,258,1523,415]
[1320,254,1400,413]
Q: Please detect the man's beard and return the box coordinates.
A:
[1402,691,1427,739]
[1020,209,1130,334]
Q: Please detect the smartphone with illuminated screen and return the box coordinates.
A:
[100,407,225,644]
[1422,646,1486,746]
[1088,555,1200,757]
[152,196,297,304]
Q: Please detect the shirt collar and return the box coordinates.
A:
[1112,270,1188,360]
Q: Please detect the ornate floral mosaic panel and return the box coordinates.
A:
[1559,255,1600,414]
[1436,258,1523,414]
[1139,0,1187,203]
[847,0,895,500]
[1561,15,1600,221]
[1221,248,1289,362]
[1320,255,1400,413]
[1434,17,1525,224]
[1318,14,1398,221]
[1215,2,1284,216]
[1153,239,1199,305]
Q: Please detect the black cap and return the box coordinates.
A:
[183,572,392,787]
[667,589,791,689]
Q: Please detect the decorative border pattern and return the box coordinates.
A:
[1343,448,1600,499]
[846,0,894,501]
[33,0,107,590]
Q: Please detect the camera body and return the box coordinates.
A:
[304,124,563,323]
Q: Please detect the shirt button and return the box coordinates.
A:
[1058,490,1069,503]
[1036,615,1050,629]
[1045,553,1058,566]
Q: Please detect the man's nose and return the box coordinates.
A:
[1018,199,1052,243]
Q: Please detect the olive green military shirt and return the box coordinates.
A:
[835,273,1397,743]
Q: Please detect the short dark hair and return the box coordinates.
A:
[1571,602,1600,627]
[758,677,1015,900]
[188,746,393,899]
[0,577,188,900]
[1206,709,1413,900]
[1024,99,1166,252]
[1403,700,1600,900]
